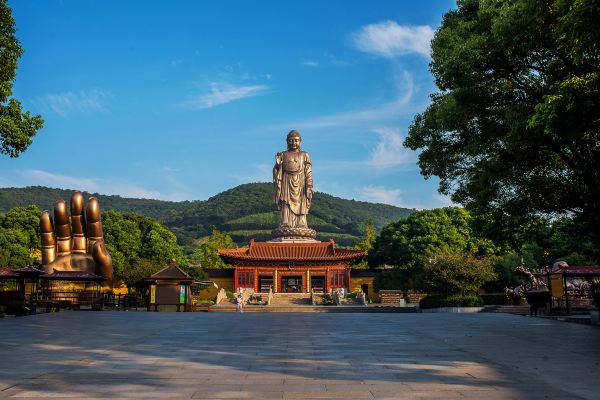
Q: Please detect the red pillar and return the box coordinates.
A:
[254,268,258,292]
[234,268,238,292]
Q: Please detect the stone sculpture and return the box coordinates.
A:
[272,130,317,240]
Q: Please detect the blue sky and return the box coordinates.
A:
[2,0,457,209]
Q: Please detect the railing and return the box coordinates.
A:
[34,291,104,311]
[103,293,146,310]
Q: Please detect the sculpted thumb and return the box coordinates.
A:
[92,240,113,281]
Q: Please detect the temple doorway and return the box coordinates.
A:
[311,276,325,292]
[259,276,273,293]
[281,276,303,293]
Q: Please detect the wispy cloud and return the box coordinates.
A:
[359,185,404,206]
[30,89,111,117]
[302,60,320,68]
[301,54,348,68]
[229,163,272,184]
[352,21,434,58]
[271,70,414,131]
[181,82,269,110]
[368,127,415,168]
[14,169,176,200]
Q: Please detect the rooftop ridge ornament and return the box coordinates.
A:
[271,130,317,242]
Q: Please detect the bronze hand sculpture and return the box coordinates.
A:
[40,191,113,286]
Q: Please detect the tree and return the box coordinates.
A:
[0,205,41,267]
[0,205,41,249]
[122,258,161,292]
[190,226,235,269]
[102,211,143,278]
[352,218,376,269]
[0,0,44,157]
[368,208,496,290]
[405,0,600,250]
[421,247,497,297]
[368,208,494,269]
[101,211,188,282]
[0,227,30,267]
[140,222,187,267]
[354,218,376,252]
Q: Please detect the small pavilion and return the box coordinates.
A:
[39,270,105,310]
[218,239,366,293]
[144,261,195,311]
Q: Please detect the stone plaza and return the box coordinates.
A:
[0,312,598,399]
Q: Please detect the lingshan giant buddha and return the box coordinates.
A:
[272,130,317,241]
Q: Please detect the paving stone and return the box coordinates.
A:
[0,312,599,399]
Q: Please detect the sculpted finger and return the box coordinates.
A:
[54,200,72,256]
[92,240,113,282]
[40,211,56,267]
[70,191,86,254]
[85,197,104,253]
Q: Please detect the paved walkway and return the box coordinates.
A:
[0,312,598,399]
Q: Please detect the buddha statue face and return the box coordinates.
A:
[287,131,301,151]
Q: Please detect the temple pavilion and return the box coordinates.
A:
[218,239,366,293]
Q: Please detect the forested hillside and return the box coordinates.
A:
[0,183,413,246]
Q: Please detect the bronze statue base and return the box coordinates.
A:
[271,226,317,241]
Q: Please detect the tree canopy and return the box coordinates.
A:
[0,205,42,267]
[0,0,44,157]
[368,208,494,270]
[190,226,235,269]
[368,208,496,290]
[421,247,496,297]
[101,210,188,285]
[405,0,600,248]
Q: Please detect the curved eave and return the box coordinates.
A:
[218,252,367,262]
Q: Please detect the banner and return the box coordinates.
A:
[150,285,156,304]
[550,274,564,298]
[180,285,186,304]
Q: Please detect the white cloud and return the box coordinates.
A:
[368,127,415,168]
[22,170,102,192]
[272,70,414,131]
[359,185,404,206]
[14,169,176,200]
[181,82,269,110]
[352,21,434,58]
[229,163,272,184]
[302,60,319,68]
[30,89,111,117]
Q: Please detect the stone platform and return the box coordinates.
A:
[0,312,599,399]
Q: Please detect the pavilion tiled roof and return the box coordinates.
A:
[40,271,104,281]
[218,239,366,261]
[552,265,600,276]
[145,263,194,282]
[12,266,45,275]
[0,268,19,278]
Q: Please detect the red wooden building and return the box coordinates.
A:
[218,239,366,293]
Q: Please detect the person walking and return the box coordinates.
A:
[236,293,244,313]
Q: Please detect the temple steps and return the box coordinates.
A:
[208,304,418,313]
[481,305,531,315]
[269,293,311,306]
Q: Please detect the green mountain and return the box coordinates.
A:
[0,183,413,246]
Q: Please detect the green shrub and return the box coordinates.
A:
[346,292,357,299]
[419,294,484,309]
[480,293,507,305]
[225,290,235,299]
